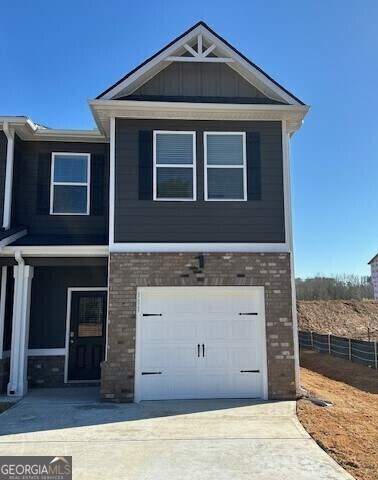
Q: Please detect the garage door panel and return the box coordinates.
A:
[141,375,169,399]
[204,320,229,341]
[142,347,168,370]
[232,319,256,340]
[200,294,230,313]
[231,293,260,313]
[202,346,229,369]
[164,295,197,314]
[138,287,265,401]
[172,374,202,396]
[172,347,199,369]
[143,320,168,342]
[233,347,257,368]
[171,320,198,341]
[204,374,229,395]
[234,373,261,396]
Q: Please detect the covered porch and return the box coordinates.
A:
[0,250,108,397]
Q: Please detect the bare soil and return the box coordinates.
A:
[297,300,378,340]
[297,350,378,480]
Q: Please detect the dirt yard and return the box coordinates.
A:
[297,350,378,480]
[297,300,378,340]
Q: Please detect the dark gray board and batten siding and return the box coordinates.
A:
[11,138,109,245]
[115,119,285,243]
[120,62,286,105]
[29,265,108,349]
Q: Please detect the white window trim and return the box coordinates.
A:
[50,152,91,215]
[204,132,247,202]
[153,131,196,201]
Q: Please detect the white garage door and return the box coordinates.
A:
[135,287,267,401]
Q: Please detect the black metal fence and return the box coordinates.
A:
[299,331,378,369]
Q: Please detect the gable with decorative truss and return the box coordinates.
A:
[96,22,305,106]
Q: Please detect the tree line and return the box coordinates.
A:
[295,274,374,300]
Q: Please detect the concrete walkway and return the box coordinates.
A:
[0,388,353,480]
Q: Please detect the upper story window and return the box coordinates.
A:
[153,131,196,201]
[204,132,247,201]
[50,153,90,215]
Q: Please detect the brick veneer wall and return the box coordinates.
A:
[101,252,296,402]
[27,356,101,388]
[28,356,65,387]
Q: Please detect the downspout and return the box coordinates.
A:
[282,122,304,398]
[15,250,25,269]
[2,122,15,230]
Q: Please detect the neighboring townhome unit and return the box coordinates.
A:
[368,253,378,299]
[0,22,309,402]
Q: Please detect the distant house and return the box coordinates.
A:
[368,254,378,299]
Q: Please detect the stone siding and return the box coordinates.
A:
[101,252,296,402]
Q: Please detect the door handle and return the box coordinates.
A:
[202,343,205,357]
[197,344,200,357]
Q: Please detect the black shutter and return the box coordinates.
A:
[139,131,153,200]
[246,132,261,201]
[36,153,51,214]
[91,155,105,215]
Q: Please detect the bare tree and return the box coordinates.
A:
[295,274,374,300]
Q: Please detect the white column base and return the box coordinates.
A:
[7,264,34,397]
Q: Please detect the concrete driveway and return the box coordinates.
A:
[0,388,353,480]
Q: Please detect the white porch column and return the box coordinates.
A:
[0,266,7,360]
[7,263,34,397]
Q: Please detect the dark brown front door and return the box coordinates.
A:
[68,291,107,381]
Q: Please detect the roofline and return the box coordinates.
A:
[0,117,108,142]
[89,99,309,137]
[96,21,204,99]
[95,21,305,105]
[368,253,378,265]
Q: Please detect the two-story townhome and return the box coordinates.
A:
[0,22,309,402]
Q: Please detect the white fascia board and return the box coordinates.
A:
[0,245,109,257]
[32,129,107,143]
[89,100,309,136]
[1,117,108,143]
[91,99,309,113]
[110,243,290,253]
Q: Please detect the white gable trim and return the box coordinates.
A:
[98,24,303,106]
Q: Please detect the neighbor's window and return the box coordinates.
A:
[154,131,196,201]
[50,153,90,214]
[204,133,247,201]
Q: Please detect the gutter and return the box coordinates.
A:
[2,122,15,230]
